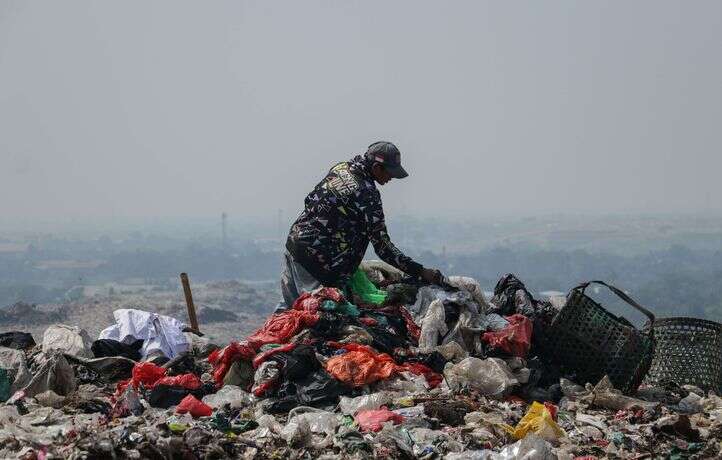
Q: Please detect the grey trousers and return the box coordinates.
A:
[275,250,321,312]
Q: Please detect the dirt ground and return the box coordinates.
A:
[0,280,277,346]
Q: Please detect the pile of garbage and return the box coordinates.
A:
[1,264,721,459]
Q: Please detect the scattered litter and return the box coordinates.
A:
[0,272,719,458]
[503,401,565,441]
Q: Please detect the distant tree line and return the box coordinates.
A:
[1,241,721,322]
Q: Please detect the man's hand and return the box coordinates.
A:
[420,268,444,285]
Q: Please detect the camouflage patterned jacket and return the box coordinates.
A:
[286,155,423,287]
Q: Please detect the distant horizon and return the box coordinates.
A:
[3,211,722,237]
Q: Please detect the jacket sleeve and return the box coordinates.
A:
[362,189,424,277]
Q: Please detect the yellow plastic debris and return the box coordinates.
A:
[503,401,565,441]
[394,396,415,407]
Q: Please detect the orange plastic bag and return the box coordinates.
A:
[246,310,319,350]
[325,343,397,387]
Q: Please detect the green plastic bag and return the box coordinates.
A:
[168,422,189,433]
[321,299,360,317]
[348,269,387,305]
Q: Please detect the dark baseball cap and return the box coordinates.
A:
[364,141,409,179]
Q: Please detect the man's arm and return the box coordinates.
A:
[362,189,424,277]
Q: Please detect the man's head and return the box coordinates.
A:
[365,141,408,186]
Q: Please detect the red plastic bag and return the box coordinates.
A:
[246,310,319,350]
[207,341,255,386]
[482,314,533,358]
[398,362,443,388]
[292,287,345,312]
[358,317,378,327]
[113,362,168,399]
[325,343,397,387]
[175,394,212,418]
[155,373,202,390]
[399,306,421,343]
[252,342,297,369]
[252,379,276,397]
[355,407,404,432]
[132,362,167,387]
[543,401,558,420]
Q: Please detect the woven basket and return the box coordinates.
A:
[643,317,722,393]
[541,281,655,394]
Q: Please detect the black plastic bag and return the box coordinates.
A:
[91,339,143,361]
[397,351,447,374]
[163,352,200,376]
[269,370,352,412]
[311,312,354,339]
[147,383,214,409]
[384,283,419,306]
[148,385,192,408]
[0,332,35,350]
[271,344,320,382]
[365,325,406,354]
[295,369,352,406]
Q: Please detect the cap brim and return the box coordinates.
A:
[386,164,409,179]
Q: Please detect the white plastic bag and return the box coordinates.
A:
[99,309,189,360]
[21,353,77,398]
[251,361,280,396]
[447,276,490,311]
[443,357,518,397]
[339,392,395,415]
[42,325,93,358]
[202,385,253,409]
[376,372,429,393]
[679,393,703,413]
[415,341,468,362]
[287,406,340,437]
[419,300,447,349]
[445,434,556,460]
[254,414,282,438]
[496,434,556,459]
[280,415,313,448]
[0,346,32,392]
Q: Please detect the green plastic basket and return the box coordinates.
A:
[643,317,722,393]
[541,281,655,394]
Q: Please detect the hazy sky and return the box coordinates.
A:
[1,1,720,223]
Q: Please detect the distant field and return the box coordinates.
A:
[35,259,105,270]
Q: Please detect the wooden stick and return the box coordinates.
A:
[180,272,200,333]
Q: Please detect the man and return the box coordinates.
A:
[276,141,444,311]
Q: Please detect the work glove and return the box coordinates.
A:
[420,267,444,285]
